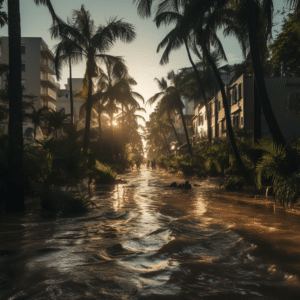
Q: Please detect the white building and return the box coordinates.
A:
[0,37,60,138]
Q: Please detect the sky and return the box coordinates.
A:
[0,0,289,123]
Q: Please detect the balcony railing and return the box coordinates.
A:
[40,72,60,89]
[41,86,57,101]
[41,58,55,74]
[40,43,55,60]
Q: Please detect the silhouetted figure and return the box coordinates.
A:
[151,159,156,170]
[146,160,150,168]
[136,160,141,170]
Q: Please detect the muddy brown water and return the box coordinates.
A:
[1,168,300,299]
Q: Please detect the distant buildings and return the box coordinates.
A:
[56,78,85,123]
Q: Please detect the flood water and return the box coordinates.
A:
[1,168,300,299]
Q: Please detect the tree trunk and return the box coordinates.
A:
[69,55,74,125]
[184,39,212,144]
[159,125,170,156]
[6,0,25,212]
[167,112,181,145]
[253,72,261,143]
[83,74,93,155]
[98,103,101,141]
[179,109,193,157]
[202,43,247,179]
[34,123,37,140]
[247,0,286,146]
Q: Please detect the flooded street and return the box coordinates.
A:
[1,168,300,299]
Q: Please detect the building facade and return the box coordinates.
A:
[0,37,59,111]
[193,74,300,142]
[56,78,85,123]
[0,37,60,138]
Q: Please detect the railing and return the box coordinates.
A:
[41,58,55,73]
[41,86,57,100]
[40,72,60,89]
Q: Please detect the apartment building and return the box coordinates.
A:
[56,78,85,123]
[193,74,300,142]
[0,37,59,137]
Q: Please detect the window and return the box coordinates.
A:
[21,45,25,54]
[65,93,69,98]
[199,114,203,125]
[21,79,26,90]
[238,84,242,99]
[21,62,25,72]
[218,101,221,111]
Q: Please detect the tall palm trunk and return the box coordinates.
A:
[83,74,93,154]
[98,104,102,142]
[69,55,74,125]
[184,39,212,144]
[253,72,261,143]
[247,0,286,146]
[6,0,24,212]
[167,112,181,145]
[179,109,193,157]
[202,43,247,179]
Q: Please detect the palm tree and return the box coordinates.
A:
[154,8,213,144]
[118,104,146,149]
[147,71,193,156]
[152,77,181,145]
[6,0,58,212]
[52,38,81,126]
[50,5,135,155]
[23,105,49,139]
[46,108,71,139]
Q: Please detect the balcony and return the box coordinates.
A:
[41,58,55,75]
[40,72,60,90]
[40,43,55,60]
[41,86,57,102]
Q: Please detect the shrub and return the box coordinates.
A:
[92,161,117,184]
[178,161,194,176]
[255,139,300,207]
[40,186,92,215]
[220,175,244,190]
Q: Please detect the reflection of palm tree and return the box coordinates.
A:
[51,5,135,154]
[23,105,48,139]
[46,108,71,139]
[6,0,58,212]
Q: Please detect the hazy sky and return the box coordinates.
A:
[0,0,288,121]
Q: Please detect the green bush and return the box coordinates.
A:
[255,139,300,207]
[93,160,117,184]
[220,175,244,190]
[40,186,92,215]
[178,161,194,176]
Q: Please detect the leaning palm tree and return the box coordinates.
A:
[50,5,135,154]
[147,71,193,156]
[23,105,49,139]
[153,77,181,145]
[6,0,59,212]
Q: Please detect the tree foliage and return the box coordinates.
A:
[267,13,300,77]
